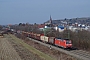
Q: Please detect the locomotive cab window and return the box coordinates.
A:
[66,41,71,44]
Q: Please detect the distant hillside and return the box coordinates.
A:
[44,17,90,25]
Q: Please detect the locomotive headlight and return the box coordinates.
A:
[66,44,72,47]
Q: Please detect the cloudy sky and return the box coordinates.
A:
[0,0,90,25]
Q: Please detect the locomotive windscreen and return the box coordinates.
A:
[66,40,71,44]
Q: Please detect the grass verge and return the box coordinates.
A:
[8,34,56,60]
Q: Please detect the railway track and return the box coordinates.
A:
[28,38,90,60]
[70,50,90,59]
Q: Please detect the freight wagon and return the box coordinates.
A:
[22,31,28,37]
[35,34,41,40]
[48,37,55,45]
[40,36,49,43]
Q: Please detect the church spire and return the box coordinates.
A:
[49,15,52,27]
[50,15,52,24]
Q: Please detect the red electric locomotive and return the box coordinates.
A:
[55,38,72,48]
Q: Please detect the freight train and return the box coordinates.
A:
[22,31,72,49]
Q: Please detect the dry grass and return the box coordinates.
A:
[0,38,21,60]
[7,34,56,60]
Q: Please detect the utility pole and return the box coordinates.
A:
[67,20,70,39]
[44,28,46,36]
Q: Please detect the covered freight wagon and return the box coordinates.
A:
[48,37,55,45]
[40,36,49,43]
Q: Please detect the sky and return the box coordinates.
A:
[0,0,90,25]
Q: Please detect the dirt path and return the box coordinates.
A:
[0,38,22,60]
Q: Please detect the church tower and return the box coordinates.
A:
[49,15,53,27]
[50,15,52,24]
